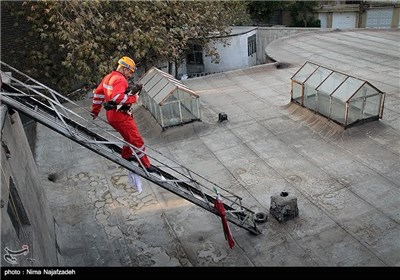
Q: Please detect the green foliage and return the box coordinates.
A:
[2,0,250,93]
[291,16,321,28]
[287,1,320,27]
[246,0,320,27]
[246,1,286,24]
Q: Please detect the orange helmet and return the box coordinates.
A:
[118,56,136,72]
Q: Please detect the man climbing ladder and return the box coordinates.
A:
[91,56,157,173]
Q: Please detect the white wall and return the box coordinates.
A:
[203,29,257,74]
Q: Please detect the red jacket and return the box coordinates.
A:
[91,71,138,122]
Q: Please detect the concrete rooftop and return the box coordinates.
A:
[35,29,400,266]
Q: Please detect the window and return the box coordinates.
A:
[187,44,203,65]
[248,34,256,56]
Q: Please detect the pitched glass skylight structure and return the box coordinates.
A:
[291,61,385,128]
[139,67,201,129]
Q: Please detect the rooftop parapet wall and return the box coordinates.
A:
[257,27,320,64]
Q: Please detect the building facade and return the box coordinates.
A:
[317,1,400,29]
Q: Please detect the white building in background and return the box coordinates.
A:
[318,1,400,29]
[157,26,258,79]
[201,27,258,75]
[155,1,400,80]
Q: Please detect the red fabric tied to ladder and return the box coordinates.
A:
[214,193,235,249]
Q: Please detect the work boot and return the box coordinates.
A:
[145,165,158,173]
[124,155,138,163]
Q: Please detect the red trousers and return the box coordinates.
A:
[107,111,151,168]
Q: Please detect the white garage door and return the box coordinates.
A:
[332,12,357,29]
[366,8,393,29]
[319,13,328,28]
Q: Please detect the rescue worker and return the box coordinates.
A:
[91,56,157,173]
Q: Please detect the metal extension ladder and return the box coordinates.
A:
[0,61,261,235]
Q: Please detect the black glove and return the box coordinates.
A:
[126,83,143,95]
[134,83,143,95]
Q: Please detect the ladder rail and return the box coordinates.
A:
[1,62,262,235]
[1,85,122,153]
[6,76,93,129]
[148,146,246,204]
[3,62,246,205]
[2,93,260,234]
[2,85,252,216]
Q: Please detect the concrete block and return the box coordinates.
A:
[270,192,299,222]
